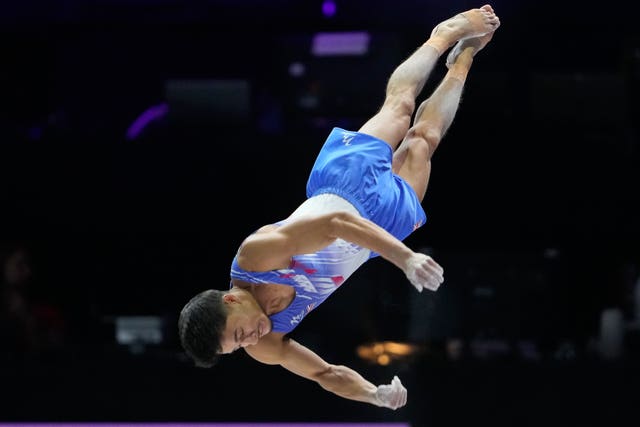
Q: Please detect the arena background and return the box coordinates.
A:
[1,1,639,426]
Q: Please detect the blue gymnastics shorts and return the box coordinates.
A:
[306,127,427,258]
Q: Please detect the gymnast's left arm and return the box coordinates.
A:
[245,333,407,410]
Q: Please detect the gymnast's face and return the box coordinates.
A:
[219,291,272,354]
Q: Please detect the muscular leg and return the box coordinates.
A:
[392,25,499,202]
[358,5,499,151]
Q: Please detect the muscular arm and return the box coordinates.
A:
[245,333,405,409]
[238,212,412,271]
[237,211,443,292]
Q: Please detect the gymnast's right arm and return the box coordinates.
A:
[245,332,407,410]
[237,211,444,292]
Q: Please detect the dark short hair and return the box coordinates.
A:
[178,289,228,368]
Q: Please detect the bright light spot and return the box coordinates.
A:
[288,62,306,77]
[377,354,391,365]
[322,0,336,18]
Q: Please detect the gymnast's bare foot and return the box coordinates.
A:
[445,23,499,68]
[426,5,500,54]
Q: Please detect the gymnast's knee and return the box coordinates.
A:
[405,125,441,158]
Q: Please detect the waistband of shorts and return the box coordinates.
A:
[309,187,371,219]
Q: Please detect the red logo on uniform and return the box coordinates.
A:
[290,260,316,275]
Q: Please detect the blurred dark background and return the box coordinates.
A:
[1,1,639,426]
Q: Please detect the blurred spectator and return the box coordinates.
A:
[0,243,67,361]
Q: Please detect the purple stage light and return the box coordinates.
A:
[125,102,169,140]
[322,0,336,17]
[312,31,370,57]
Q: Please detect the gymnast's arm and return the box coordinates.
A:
[237,211,411,270]
[236,211,444,291]
[245,332,406,409]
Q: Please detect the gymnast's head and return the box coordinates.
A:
[178,287,272,366]
[178,289,228,367]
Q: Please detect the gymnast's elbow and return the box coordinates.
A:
[313,364,353,392]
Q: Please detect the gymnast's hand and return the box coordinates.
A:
[375,375,407,410]
[404,252,444,292]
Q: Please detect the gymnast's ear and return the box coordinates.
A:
[222,293,240,304]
